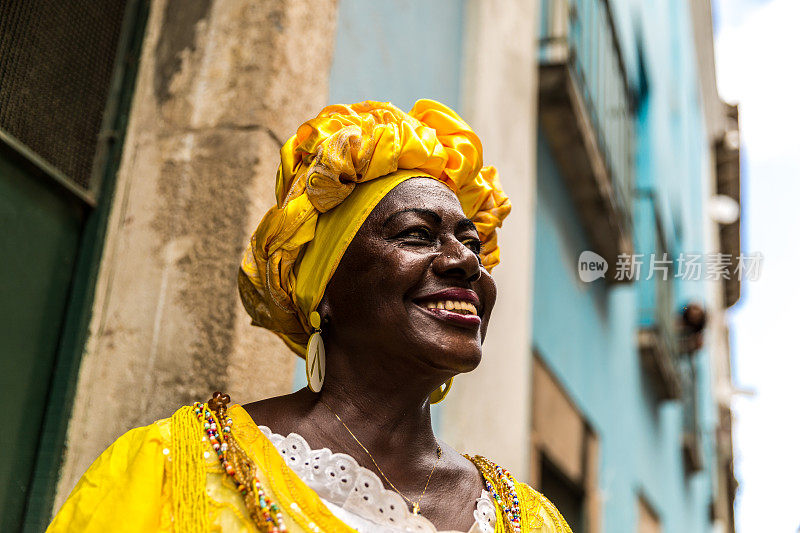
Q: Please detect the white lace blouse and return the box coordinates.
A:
[259,426,497,533]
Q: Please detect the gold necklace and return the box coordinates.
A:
[320,399,442,516]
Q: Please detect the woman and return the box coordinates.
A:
[48,100,572,533]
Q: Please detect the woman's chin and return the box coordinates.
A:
[424,344,483,374]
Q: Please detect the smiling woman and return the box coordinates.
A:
[318,179,495,376]
[47,101,572,533]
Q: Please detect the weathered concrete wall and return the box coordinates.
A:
[55,0,338,508]
[440,0,539,478]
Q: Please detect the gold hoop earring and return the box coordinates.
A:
[429,377,453,404]
[305,311,325,393]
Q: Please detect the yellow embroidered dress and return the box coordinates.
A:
[48,404,572,533]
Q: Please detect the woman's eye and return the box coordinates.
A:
[463,238,482,255]
[399,227,433,241]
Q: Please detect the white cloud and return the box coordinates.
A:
[715,0,800,161]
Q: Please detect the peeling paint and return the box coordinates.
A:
[154,0,212,104]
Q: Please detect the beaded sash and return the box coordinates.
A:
[194,392,287,532]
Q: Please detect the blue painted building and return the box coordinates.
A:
[326,1,739,532]
[535,0,738,531]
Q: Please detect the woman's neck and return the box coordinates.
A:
[310,340,451,459]
[314,379,439,459]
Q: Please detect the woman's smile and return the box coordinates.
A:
[417,304,481,328]
[413,287,482,329]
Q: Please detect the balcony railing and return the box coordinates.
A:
[635,193,682,401]
[637,289,682,401]
[539,0,635,280]
[681,358,703,473]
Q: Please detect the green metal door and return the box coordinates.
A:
[0,1,149,530]
[0,136,85,532]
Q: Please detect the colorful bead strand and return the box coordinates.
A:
[467,455,522,533]
[193,402,286,532]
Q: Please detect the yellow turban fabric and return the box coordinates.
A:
[239,100,511,356]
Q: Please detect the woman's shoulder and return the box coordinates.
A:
[103,401,264,462]
[59,405,197,501]
[47,414,179,532]
[240,389,315,432]
[468,454,573,533]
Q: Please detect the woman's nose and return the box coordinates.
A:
[432,237,481,283]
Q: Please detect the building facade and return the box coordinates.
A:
[532,0,739,532]
[0,1,738,531]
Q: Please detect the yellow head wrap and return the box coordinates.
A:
[239,100,511,356]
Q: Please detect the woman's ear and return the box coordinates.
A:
[317,296,332,328]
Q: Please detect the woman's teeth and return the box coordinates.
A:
[424,300,477,315]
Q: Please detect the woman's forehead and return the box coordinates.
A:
[374,178,463,220]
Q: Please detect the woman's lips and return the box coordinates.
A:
[413,288,482,329]
[417,304,482,328]
[414,288,481,314]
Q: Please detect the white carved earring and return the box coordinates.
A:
[305,311,325,393]
[429,377,454,404]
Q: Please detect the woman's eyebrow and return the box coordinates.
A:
[383,208,442,226]
[456,218,478,234]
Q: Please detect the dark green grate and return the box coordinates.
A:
[0,1,129,190]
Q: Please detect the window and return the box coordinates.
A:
[531,353,600,533]
[540,455,585,529]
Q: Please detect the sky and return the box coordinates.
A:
[712,0,800,530]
